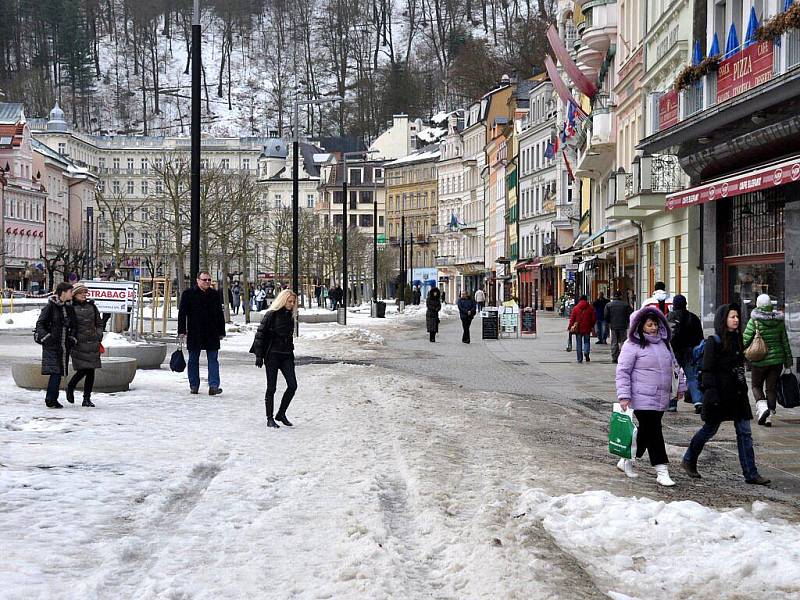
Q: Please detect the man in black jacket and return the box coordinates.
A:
[456,291,477,343]
[667,294,705,412]
[178,271,227,396]
[604,290,632,363]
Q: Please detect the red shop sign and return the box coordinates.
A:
[658,90,679,131]
[666,155,800,210]
[716,41,774,104]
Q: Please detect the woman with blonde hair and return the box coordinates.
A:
[250,289,298,428]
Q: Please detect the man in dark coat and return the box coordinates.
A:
[456,291,477,344]
[592,292,610,344]
[178,270,227,396]
[667,294,705,412]
[605,290,633,363]
[426,286,442,342]
[34,282,75,409]
[412,286,422,306]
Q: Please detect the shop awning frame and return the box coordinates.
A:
[553,235,638,265]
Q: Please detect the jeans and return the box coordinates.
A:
[751,364,782,411]
[68,369,95,398]
[634,410,668,466]
[46,374,62,402]
[683,419,760,481]
[265,353,297,418]
[677,350,703,406]
[575,333,591,362]
[610,328,627,362]
[596,320,607,343]
[188,349,220,389]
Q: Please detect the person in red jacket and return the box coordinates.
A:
[568,295,597,363]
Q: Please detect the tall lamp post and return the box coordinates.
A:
[291,94,342,330]
[190,0,201,282]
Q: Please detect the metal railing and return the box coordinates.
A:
[684,81,704,118]
[649,155,682,193]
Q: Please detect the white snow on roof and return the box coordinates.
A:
[416,127,446,143]
[385,149,441,166]
[313,153,332,163]
[431,111,450,124]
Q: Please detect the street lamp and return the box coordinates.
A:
[291,94,342,329]
[190,0,201,283]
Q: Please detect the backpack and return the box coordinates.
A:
[692,334,720,385]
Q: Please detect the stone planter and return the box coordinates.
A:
[12,357,138,393]
[104,343,167,369]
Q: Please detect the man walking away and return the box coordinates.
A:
[568,295,596,363]
[457,291,477,343]
[605,290,633,363]
[426,285,442,342]
[178,270,227,396]
[593,292,610,344]
[474,288,486,312]
[667,294,705,413]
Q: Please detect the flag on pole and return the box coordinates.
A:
[562,149,575,182]
[553,133,560,155]
[544,141,555,160]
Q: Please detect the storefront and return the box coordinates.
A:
[516,260,540,308]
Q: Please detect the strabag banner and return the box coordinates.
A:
[82,280,139,314]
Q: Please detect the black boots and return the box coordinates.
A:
[429,332,436,342]
[266,417,280,428]
[209,387,223,396]
[66,387,75,404]
[82,397,95,407]
[275,414,293,427]
[682,460,701,479]
[45,398,63,409]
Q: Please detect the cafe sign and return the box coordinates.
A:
[658,90,679,131]
[716,40,774,104]
[666,155,800,210]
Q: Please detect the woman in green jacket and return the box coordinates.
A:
[743,294,793,427]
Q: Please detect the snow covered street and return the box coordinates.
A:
[2,313,800,599]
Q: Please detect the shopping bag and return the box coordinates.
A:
[609,403,636,459]
[777,370,800,409]
[170,338,186,373]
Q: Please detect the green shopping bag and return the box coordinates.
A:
[608,405,635,459]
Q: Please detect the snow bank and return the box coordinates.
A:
[0,309,40,330]
[101,332,153,347]
[299,325,385,346]
[518,488,800,599]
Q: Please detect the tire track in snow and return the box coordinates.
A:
[88,450,230,596]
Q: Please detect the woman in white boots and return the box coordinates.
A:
[615,307,686,486]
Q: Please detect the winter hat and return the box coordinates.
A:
[756,294,773,309]
[72,283,89,296]
[672,294,687,311]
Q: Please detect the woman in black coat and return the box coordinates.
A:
[34,282,75,409]
[426,286,442,343]
[682,304,769,485]
[250,289,298,429]
[66,283,103,407]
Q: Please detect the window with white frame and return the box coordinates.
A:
[112,180,120,193]
[127,180,134,194]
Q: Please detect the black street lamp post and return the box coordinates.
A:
[190,0,201,282]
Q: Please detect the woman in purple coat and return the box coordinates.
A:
[616,307,686,485]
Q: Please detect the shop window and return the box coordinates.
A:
[724,191,784,257]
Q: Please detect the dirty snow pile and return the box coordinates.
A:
[518,488,800,600]
[0,309,40,330]
[101,332,150,347]
[299,325,385,346]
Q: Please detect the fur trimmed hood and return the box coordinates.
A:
[628,306,671,344]
[749,307,784,321]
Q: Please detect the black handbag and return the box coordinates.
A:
[777,370,800,409]
[170,339,186,373]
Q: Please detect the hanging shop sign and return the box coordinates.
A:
[666,154,800,210]
[716,41,774,104]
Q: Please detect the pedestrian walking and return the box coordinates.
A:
[65,283,103,407]
[178,270,227,396]
[230,283,241,315]
[682,304,770,485]
[593,292,610,344]
[412,285,422,306]
[457,291,477,344]
[255,286,267,311]
[666,294,704,413]
[474,288,486,312]
[744,294,794,427]
[641,281,673,314]
[568,295,596,363]
[426,285,442,342]
[34,282,76,409]
[250,289,298,429]
[615,307,686,485]
[605,290,632,363]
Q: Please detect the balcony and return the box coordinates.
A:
[575,96,616,177]
[575,41,604,78]
[626,154,684,211]
[605,172,638,219]
[581,1,618,54]
[436,255,456,267]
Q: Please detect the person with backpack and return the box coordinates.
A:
[743,294,794,427]
[641,281,673,314]
[615,307,685,484]
[682,304,770,485]
[667,294,705,413]
[34,282,76,409]
[568,295,596,363]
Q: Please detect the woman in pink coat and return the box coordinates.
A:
[615,307,686,485]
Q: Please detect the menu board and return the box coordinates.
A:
[482,312,499,340]
[521,310,536,335]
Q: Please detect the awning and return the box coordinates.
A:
[582,226,610,247]
[554,235,638,264]
[666,154,800,210]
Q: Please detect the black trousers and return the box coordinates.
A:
[265,353,297,418]
[633,410,668,466]
[68,369,95,398]
[461,317,473,343]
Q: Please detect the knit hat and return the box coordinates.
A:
[672,294,687,311]
[72,283,89,296]
[756,294,772,309]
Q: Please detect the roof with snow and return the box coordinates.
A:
[0,103,24,125]
[261,138,288,159]
[31,138,70,167]
[385,145,441,167]
[416,127,447,144]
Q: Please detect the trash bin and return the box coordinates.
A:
[375,301,386,318]
[337,307,346,325]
